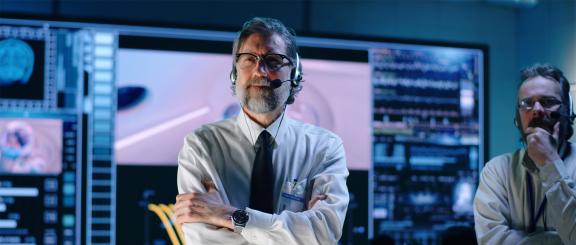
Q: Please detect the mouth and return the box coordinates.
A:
[249,84,269,88]
[247,84,272,91]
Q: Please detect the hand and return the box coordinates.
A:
[174,179,236,229]
[525,122,561,166]
[307,194,327,209]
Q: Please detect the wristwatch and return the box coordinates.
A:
[231,209,249,234]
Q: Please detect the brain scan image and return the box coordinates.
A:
[0,38,35,85]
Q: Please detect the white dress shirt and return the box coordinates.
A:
[177,109,349,244]
[474,143,576,244]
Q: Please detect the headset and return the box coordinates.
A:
[230,53,302,88]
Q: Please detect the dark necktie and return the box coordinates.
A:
[249,130,275,213]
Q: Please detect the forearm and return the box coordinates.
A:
[475,223,526,244]
[182,223,246,245]
[241,174,349,245]
[475,197,527,244]
[539,159,576,244]
[243,200,347,244]
[517,231,562,245]
[177,143,243,243]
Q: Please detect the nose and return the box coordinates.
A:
[255,60,269,77]
[531,101,546,115]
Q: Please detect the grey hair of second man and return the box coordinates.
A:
[515,63,575,142]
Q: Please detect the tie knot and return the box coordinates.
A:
[255,130,272,148]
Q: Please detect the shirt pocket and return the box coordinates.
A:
[277,178,308,213]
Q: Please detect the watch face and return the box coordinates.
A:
[233,209,249,225]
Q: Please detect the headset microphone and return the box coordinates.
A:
[551,111,576,121]
[551,111,564,120]
[269,79,292,89]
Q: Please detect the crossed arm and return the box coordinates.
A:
[175,137,349,244]
[173,179,327,231]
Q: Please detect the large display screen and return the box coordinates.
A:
[371,45,484,243]
[114,48,372,170]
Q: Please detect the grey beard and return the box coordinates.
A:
[244,93,279,113]
[238,85,280,113]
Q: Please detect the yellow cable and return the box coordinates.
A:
[167,204,185,244]
[148,204,180,245]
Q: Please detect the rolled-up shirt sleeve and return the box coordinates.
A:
[538,159,576,244]
[177,135,247,244]
[241,140,349,245]
[474,156,527,244]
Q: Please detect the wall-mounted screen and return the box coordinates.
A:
[114,47,371,170]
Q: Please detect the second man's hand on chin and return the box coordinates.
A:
[174,179,236,230]
[525,121,561,166]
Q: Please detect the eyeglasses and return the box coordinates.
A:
[235,53,293,72]
[518,96,562,111]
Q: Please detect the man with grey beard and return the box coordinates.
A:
[173,17,349,244]
[474,64,576,244]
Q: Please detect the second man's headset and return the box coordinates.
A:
[230,53,302,88]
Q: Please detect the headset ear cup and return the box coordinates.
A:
[569,93,575,122]
[290,68,299,87]
[230,67,237,84]
[291,53,302,87]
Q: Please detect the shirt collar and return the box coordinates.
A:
[236,108,287,147]
[520,149,540,173]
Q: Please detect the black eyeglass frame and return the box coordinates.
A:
[518,96,563,111]
[235,53,294,72]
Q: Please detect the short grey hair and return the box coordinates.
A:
[231,17,303,104]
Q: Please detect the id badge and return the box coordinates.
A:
[278,178,307,212]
